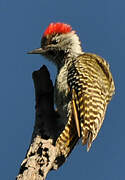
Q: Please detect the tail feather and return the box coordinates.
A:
[87,131,93,152]
[56,115,79,158]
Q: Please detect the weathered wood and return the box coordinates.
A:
[16,66,65,180]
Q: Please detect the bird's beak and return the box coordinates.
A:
[27,48,45,54]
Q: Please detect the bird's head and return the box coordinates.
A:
[28,22,82,67]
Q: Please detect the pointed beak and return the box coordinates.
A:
[27,48,45,54]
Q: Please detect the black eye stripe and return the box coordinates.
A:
[48,50,57,56]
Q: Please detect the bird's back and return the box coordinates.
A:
[67,53,115,150]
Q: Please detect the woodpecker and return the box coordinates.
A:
[28,22,115,157]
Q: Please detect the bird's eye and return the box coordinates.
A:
[51,39,58,45]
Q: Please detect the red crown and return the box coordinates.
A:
[43,22,72,37]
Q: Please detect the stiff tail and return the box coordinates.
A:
[56,114,79,158]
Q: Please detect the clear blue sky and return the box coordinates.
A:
[0,0,124,179]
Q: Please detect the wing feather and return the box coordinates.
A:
[68,53,115,150]
[72,89,81,137]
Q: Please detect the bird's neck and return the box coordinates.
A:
[56,33,83,69]
[67,32,83,58]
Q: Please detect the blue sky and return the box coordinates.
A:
[0,0,124,179]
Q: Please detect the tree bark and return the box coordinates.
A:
[16,65,66,180]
